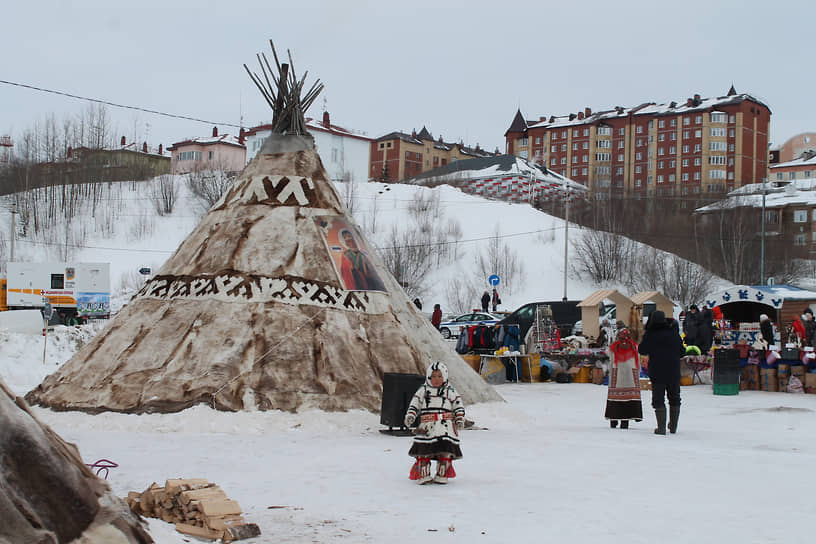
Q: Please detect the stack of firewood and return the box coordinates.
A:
[125,478,260,542]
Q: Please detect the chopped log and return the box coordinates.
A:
[205,515,245,532]
[225,523,261,541]
[165,478,210,495]
[198,499,242,517]
[179,486,227,505]
[175,522,223,540]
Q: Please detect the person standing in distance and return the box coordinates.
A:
[431,304,442,330]
[638,310,685,435]
[481,291,490,313]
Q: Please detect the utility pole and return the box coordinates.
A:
[10,201,16,261]
[563,184,569,302]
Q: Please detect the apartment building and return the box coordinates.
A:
[505,86,770,201]
[769,151,816,183]
[167,127,246,175]
[369,127,496,182]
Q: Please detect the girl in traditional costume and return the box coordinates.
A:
[404,361,465,484]
[604,328,643,429]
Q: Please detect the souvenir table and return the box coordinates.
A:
[681,354,712,384]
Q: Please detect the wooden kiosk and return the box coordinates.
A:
[576,289,633,340]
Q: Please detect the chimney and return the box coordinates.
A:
[158,144,163,155]
[577,112,584,120]
[212,126,218,137]
[142,142,147,153]
[412,129,417,139]
[238,128,245,145]
[686,98,693,107]
[669,101,677,109]
[549,116,555,123]
[569,113,577,121]
[584,107,592,117]
[121,136,126,146]
[694,94,700,101]
[615,106,624,114]
[322,110,331,127]
[540,116,547,122]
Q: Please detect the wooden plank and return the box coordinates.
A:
[165,478,210,495]
[175,522,224,540]
[198,499,242,517]
[179,486,227,505]
[205,515,245,531]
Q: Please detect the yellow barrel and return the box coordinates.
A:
[574,365,591,383]
[522,354,541,382]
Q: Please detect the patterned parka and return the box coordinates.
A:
[404,362,465,460]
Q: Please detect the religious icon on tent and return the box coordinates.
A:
[314,216,387,292]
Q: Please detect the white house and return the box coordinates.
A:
[244,111,372,183]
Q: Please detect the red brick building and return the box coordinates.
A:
[369,127,496,182]
[505,86,770,200]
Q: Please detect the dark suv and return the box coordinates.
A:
[497,300,582,340]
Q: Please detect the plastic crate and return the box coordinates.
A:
[713,383,740,395]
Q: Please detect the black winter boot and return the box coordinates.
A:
[654,407,667,435]
[620,420,629,429]
[668,406,680,434]
[610,420,618,428]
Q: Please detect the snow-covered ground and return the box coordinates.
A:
[3,179,796,543]
[2,326,814,543]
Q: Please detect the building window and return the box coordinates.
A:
[597,126,611,136]
[583,142,589,149]
[659,134,665,142]
[560,157,566,164]
[637,138,643,146]
[648,120,654,129]
[694,129,702,138]
[649,135,654,143]
[684,117,690,126]
[635,166,642,174]
[671,119,677,127]
[729,115,735,123]
[729,144,735,152]
[597,140,611,148]
[582,155,588,162]
[572,155,578,163]
[710,141,727,151]
[683,130,690,139]
[794,209,807,222]
[618,128,625,135]
[710,127,726,137]
[552,132,557,140]
[682,172,689,181]
[617,154,624,162]
[657,174,664,183]
[616,167,623,175]
[572,168,578,176]
[671,132,676,140]
[728,172,734,180]
[596,153,611,161]
[694,144,701,152]
[710,112,727,123]
[776,172,783,180]
[535,137,541,144]
[669,173,676,182]
[709,155,727,165]
[618,141,624,148]
[709,169,726,179]
[694,158,701,166]
[695,115,702,124]
[658,120,665,128]
[573,142,578,150]
[658,148,665,156]
[584,128,590,136]
[635,179,642,187]
[648,175,653,184]
[636,152,642,160]
[573,129,579,137]
[562,131,567,138]
[682,145,690,153]
[694,172,700,180]
[670,160,676,168]
[729,129,735,137]
[582,167,588,175]
[551,145,557,153]
[794,233,807,246]
[561,144,567,151]
[551,158,557,166]
[637,126,643,134]
[682,159,689,167]
[519,137,528,146]
[669,146,676,154]
[658,161,664,169]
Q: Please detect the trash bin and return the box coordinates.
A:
[713,349,740,395]
[380,372,425,430]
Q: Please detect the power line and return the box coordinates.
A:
[0,79,242,129]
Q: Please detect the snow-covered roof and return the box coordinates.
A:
[168,134,244,150]
[696,179,816,212]
[407,154,587,192]
[526,93,767,131]
[769,153,816,170]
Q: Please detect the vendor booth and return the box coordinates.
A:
[703,284,816,347]
[577,289,633,340]
[630,291,676,342]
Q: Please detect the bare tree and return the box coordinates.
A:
[186,165,236,212]
[571,227,635,283]
[377,223,434,300]
[150,175,178,216]
[473,226,524,294]
[338,171,357,216]
[444,275,480,315]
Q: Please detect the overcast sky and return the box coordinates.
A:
[1,0,813,155]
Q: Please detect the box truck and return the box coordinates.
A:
[0,262,110,324]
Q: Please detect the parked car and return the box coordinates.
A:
[438,312,499,339]
[497,300,582,340]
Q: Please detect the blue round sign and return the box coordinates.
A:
[488,274,500,286]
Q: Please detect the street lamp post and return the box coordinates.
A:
[760,177,767,285]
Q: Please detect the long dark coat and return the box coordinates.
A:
[638,321,685,383]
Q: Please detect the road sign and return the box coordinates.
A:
[488,274,500,286]
[42,299,53,320]
[139,267,151,276]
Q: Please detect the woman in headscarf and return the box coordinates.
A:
[604,328,643,429]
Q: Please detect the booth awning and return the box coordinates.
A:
[703,285,816,310]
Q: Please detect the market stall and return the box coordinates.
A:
[702,284,816,347]
[576,289,633,340]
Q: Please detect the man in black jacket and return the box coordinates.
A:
[759,314,775,347]
[638,311,686,435]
